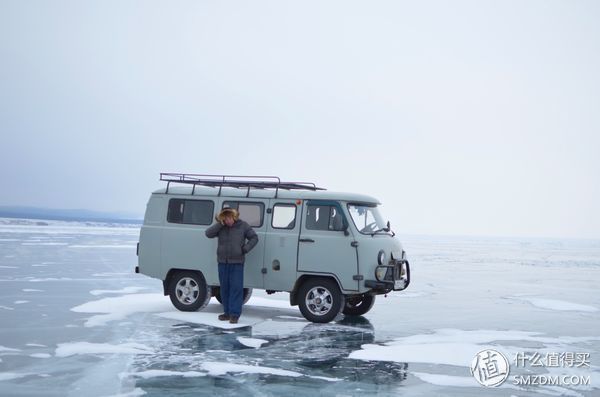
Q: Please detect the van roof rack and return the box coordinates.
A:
[160,173,325,198]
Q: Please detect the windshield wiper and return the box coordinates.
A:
[370,221,395,237]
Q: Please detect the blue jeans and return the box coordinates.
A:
[218,263,244,317]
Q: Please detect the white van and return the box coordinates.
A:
[136,173,410,323]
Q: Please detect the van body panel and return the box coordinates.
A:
[263,199,302,291]
[138,195,164,279]
[353,234,403,293]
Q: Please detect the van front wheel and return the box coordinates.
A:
[298,278,344,323]
[342,294,375,316]
[168,271,210,312]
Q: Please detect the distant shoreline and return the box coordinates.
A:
[0,208,142,225]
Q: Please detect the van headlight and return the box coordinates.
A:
[375,266,387,281]
[377,250,386,265]
[400,262,407,277]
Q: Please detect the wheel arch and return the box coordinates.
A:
[289,273,343,306]
[162,268,206,296]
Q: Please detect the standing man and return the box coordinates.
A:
[205,208,258,324]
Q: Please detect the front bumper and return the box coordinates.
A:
[364,259,411,292]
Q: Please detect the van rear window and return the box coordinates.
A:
[167,199,214,225]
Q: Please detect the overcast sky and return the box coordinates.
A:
[1,1,598,239]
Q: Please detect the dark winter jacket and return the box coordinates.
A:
[205,220,258,264]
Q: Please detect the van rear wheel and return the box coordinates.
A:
[168,271,210,312]
[298,278,344,323]
[342,294,375,316]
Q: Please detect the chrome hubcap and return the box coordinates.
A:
[175,277,200,304]
[305,286,333,316]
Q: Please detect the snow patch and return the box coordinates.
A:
[200,362,340,381]
[0,372,34,381]
[28,277,73,282]
[509,296,598,312]
[55,342,154,357]
[23,289,44,292]
[122,370,206,379]
[102,387,147,397]
[412,372,478,387]
[14,300,29,304]
[349,329,600,367]
[156,311,260,329]
[90,287,149,296]
[237,337,268,348]
[0,345,20,352]
[71,293,172,327]
[30,353,51,358]
[69,245,136,249]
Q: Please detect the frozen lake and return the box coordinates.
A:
[0,218,598,396]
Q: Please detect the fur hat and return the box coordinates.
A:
[216,207,239,223]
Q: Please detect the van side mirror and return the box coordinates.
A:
[343,219,349,236]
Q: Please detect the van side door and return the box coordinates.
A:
[297,200,359,292]
[263,200,301,291]
[221,200,266,289]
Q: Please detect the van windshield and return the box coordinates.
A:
[347,204,390,235]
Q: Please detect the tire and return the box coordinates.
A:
[211,287,253,305]
[298,278,345,323]
[342,294,375,316]
[168,271,211,312]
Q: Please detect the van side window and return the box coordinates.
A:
[306,205,345,231]
[272,204,297,229]
[167,199,214,225]
[222,201,264,227]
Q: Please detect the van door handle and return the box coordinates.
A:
[299,238,315,243]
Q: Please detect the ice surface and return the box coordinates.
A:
[55,342,154,357]
[1,221,599,396]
